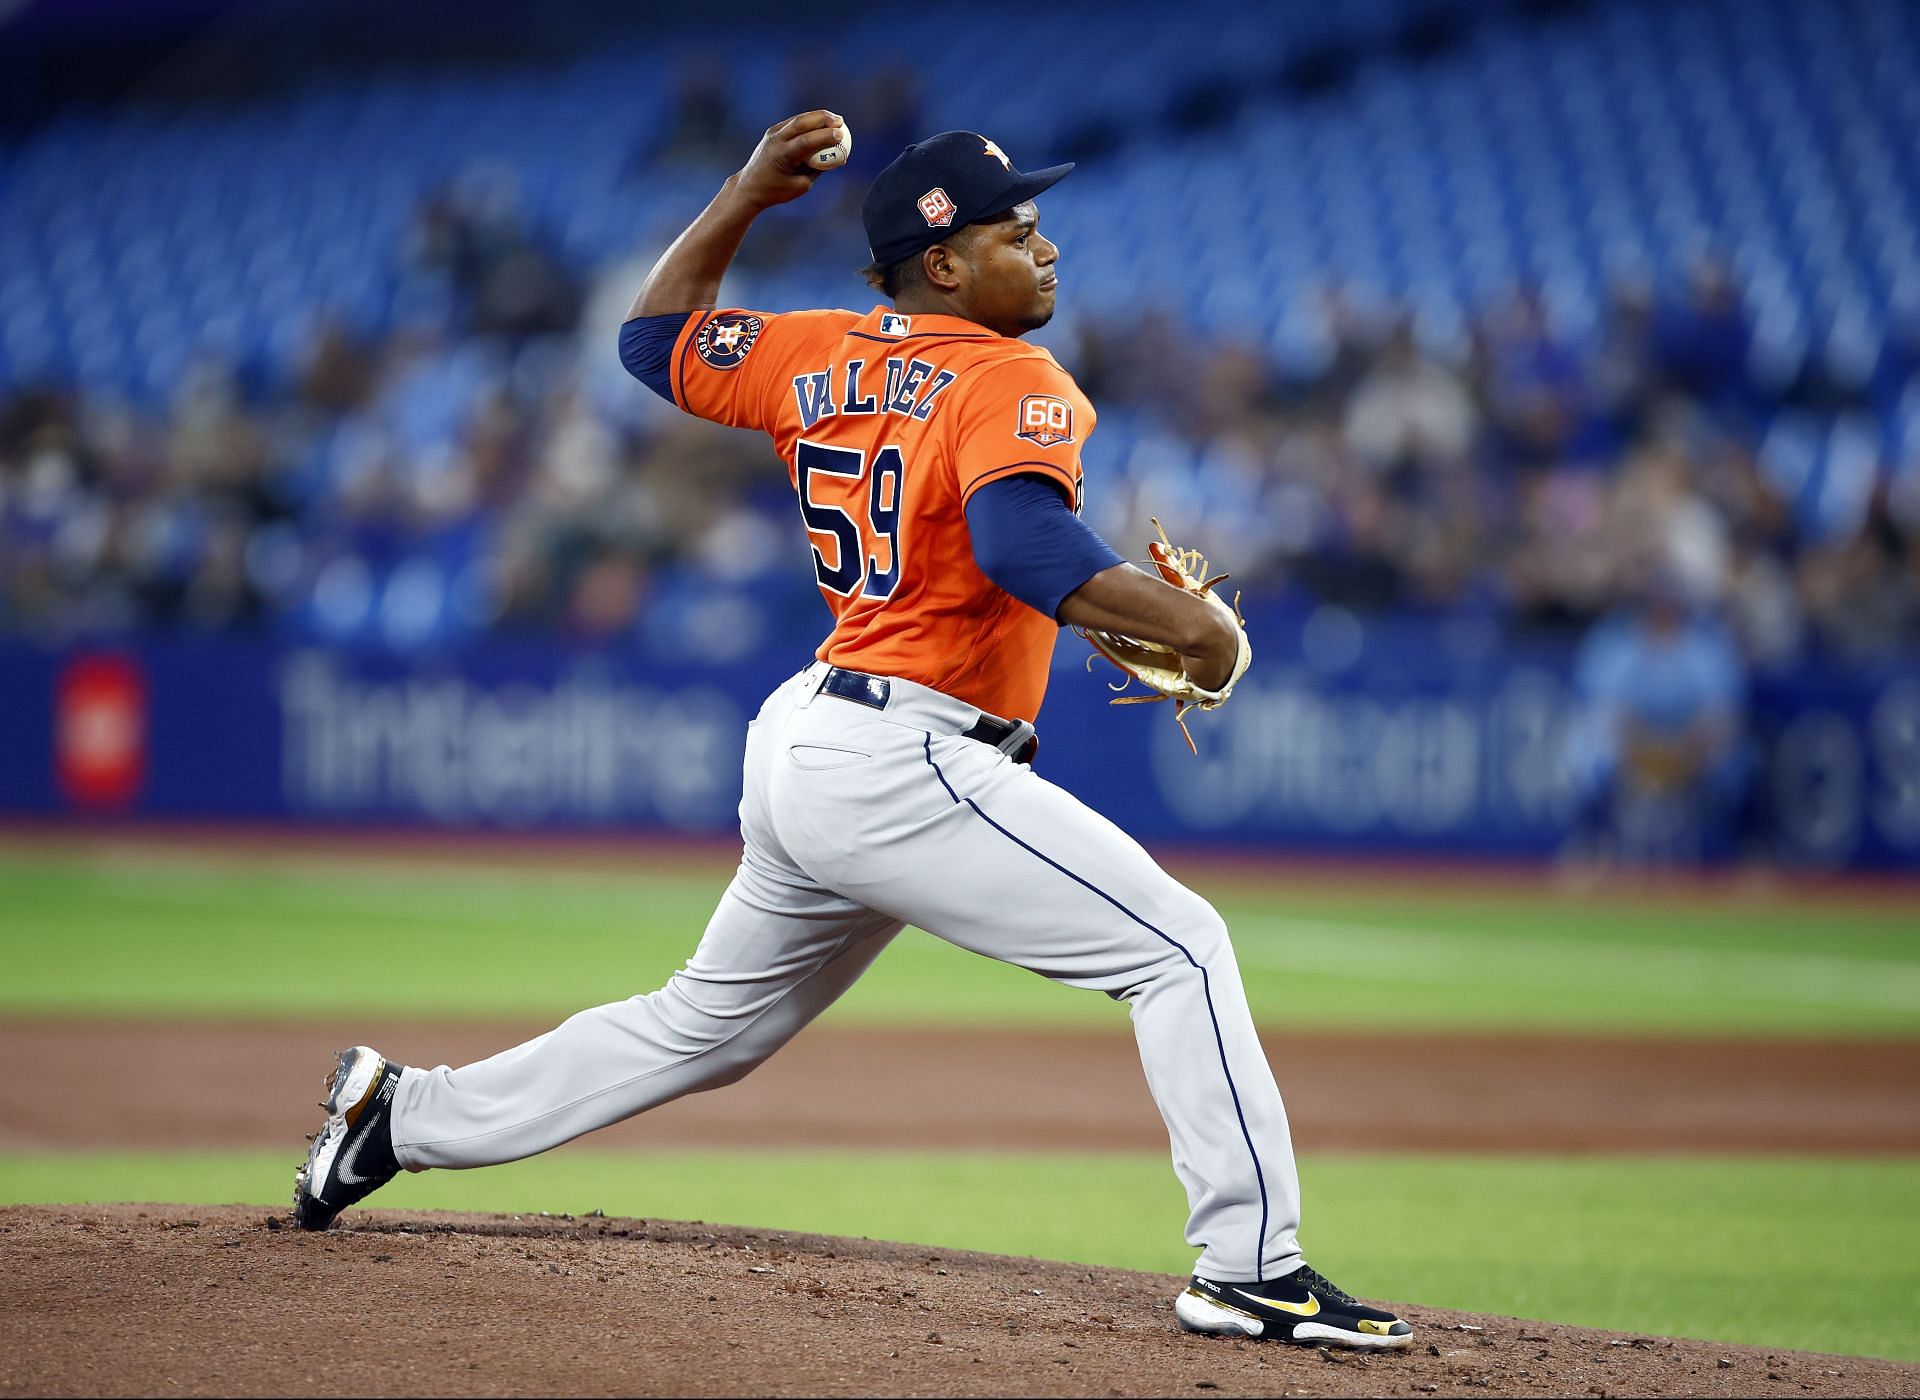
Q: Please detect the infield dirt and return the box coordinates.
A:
[7,1018,1919,1154]
[5,1203,1916,1399]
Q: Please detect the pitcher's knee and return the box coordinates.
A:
[1110,891,1233,996]
[619,984,754,1062]
[632,981,793,1091]
[1168,890,1232,966]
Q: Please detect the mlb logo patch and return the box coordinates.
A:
[1016,394,1075,448]
[879,313,912,336]
[695,312,764,370]
[917,187,956,228]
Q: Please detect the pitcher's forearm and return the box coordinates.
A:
[1058,563,1240,691]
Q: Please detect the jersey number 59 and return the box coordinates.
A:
[796,440,905,600]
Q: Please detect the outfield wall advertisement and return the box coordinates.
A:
[1,626,1916,870]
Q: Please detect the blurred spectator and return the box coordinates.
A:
[1342,317,1476,470]
[1654,256,1753,417]
[404,168,580,337]
[1563,581,1752,866]
[1589,277,1659,445]
[1797,494,1919,659]
[1476,286,1592,472]
[565,545,648,640]
[297,320,378,414]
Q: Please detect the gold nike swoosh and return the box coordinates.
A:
[1234,1287,1319,1317]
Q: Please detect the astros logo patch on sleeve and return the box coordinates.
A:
[1016,393,1075,448]
[696,313,764,370]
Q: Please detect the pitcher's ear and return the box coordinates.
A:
[923,241,963,292]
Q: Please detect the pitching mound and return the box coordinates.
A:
[2,1205,1909,1398]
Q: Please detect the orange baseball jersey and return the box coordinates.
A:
[668,303,1096,723]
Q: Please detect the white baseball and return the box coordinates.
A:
[809,122,853,171]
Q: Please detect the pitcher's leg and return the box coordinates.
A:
[1118,897,1302,1284]
[797,731,1300,1283]
[392,854,902,1169]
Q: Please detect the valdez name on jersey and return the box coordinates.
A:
[790,356,960,431]
[782,310,957,431]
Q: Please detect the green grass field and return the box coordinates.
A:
[5,845,1918,1034]
[3,841,1918,1361]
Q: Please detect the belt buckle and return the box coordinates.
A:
[823,667,890,711]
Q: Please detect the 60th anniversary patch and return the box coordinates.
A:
[696,313,764,369]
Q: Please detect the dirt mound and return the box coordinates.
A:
[2,1205,1909,1398]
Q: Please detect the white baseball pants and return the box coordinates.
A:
[389,662,1303,1282]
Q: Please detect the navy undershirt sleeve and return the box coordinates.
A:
[965,474,1124,620]
[618,312,696,405]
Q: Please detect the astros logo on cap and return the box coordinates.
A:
[982,138,1012,171]
[918,187,956,228]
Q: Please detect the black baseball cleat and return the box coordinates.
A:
[1175,1265,1414,1349]
[291,1046,406,1231]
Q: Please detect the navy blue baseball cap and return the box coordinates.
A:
[862,131,1074,268]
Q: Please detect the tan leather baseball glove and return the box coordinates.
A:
[1076,519,1252,754]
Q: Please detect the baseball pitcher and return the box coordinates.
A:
[293,111,1413,1350]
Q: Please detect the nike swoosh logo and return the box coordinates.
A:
[335,1128,374,1187]
[1233,1287,1319,1317]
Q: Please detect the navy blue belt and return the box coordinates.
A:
[819,667,1038,765]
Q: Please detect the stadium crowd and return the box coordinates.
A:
[3,169,1914,677]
